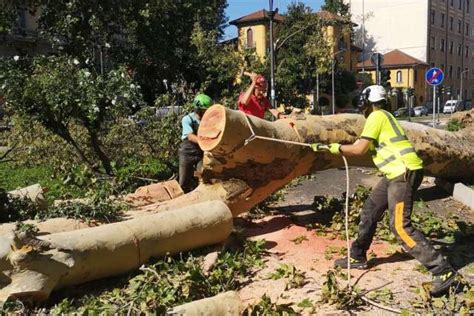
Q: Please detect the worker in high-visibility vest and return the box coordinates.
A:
[312,85,459,297]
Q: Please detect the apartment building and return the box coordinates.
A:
[229,10,360,72]
[348,0,474,101]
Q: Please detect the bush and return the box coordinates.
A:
[447,118,465,131]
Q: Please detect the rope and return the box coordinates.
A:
[342,155,351,290]
[242,113,312,148]
[241,112,403,313]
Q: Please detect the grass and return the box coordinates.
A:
[0,162,73,202]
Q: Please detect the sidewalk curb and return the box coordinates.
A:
[435,178,474,210]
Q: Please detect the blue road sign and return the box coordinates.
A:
[425,67,444,86]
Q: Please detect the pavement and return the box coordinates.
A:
[237,168,474,314]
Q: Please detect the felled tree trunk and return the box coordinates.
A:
[196,105,474,216]
[168,291,242,316]
[0,201,232,302]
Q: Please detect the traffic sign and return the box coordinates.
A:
[370,53,384,67]
[425,67,444,86]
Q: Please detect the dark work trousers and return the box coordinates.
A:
[351,169,452,275]
[178,139,203,193]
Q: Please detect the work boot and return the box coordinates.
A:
[334,256,368,270]
[430,270,460,297]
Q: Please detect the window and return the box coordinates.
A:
[16,9,26,29]
[457,66,461,79]
[458,20,462,33]
[431,36,436,49]
[458,43,462,56]
[396,70,402,83]
[441,13,445,27]
[451,0,454,6]
[459,0,462,9]
[468,0,471,13]
[449,65,453,78]
[246,28,254,48]
[440,38,445,51]
[441,64,445,71]
[449,41,454,54]
[466,46,470,58]
[467,23,470,36]
[450,17,454,30]
[464,67,469,79]
[431,10,435,24]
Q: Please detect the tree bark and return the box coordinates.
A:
[0,201,232,302]
[196,105,474,216]
[168,291,242,316]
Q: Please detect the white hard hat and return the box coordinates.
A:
[363,85,387,103]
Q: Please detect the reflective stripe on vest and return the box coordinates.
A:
[372,111,417,175]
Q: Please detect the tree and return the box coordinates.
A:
[190,23,242,99]
[0,55,143,175]
[321,0,350,17]
[275,2,332,107]
[0,0,228,104]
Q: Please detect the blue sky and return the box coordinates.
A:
[223,0,325,40]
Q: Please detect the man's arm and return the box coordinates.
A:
[187,133,199,144]
[340,138,371,156]
[239,73,258,106]
[182,115,199,144]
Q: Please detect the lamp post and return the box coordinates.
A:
[460,69,470,100]
[332,49,346,115]
[268,0,276,108]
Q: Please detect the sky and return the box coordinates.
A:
[223,0,325,40]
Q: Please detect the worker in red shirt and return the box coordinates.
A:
[238,73,281,119]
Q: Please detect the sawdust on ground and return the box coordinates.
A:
[237,167,473,314]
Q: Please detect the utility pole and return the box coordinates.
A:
[268,0,276,108]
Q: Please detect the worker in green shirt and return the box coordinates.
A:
[313,85,458,297]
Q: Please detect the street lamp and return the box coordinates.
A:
[460,69,470,100]
[332,48,346,115]
[268,0,277,108]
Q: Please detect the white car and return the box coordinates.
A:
[413,106,428,116]
[443,100,462,114]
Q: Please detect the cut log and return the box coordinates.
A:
[8,184,47,210]
[123,180,184,207]
[168,291,242,316]
[197,105,474,215]
[0,200,233,302]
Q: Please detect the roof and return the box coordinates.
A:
[357,49,429,69]
[229,9,353,26]
[316,10,352,24]
[229,9,284,25]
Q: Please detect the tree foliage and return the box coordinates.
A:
[275,2,332,108]
[0,55,143,174]
[321,0,350,17]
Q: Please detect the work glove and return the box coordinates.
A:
[310,143,328,152]
[328,143,342,155]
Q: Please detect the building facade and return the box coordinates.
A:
[230,10,360,72]
[348,0,474,101]
[357,50,429,106]
[0,6,50,56]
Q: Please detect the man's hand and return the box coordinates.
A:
[310,143,328,152]
[328,143,341,155]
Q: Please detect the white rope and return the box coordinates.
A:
[240,114,406,313]
[342,155,351,290]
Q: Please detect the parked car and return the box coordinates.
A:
[413,106,429,116]
[393,107,415,117]
[443,100,463,114]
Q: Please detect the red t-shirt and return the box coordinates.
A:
[238,93,271,119]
